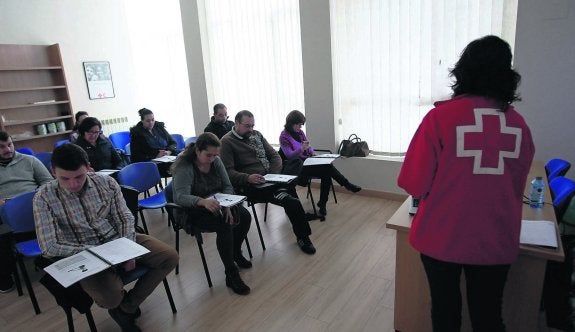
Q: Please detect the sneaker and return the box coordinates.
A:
[0,277,14,293]
[225,270,251,295]
[297,237,316,255]
[234,253,253,269]
[108,306,142,332]
[344,183,362,193]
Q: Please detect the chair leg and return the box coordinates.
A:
[264,203,268,222]
[85,308,97,332]
[138,210,149,234]
[16,256,41,314]
[13,261,23,296]
[244,237,253,259]
[64,306,75,332]
[194,232,212,287]
[331,180,338,204]
[162,278,177,314]
[250,204,266,251]
[175,229,180,275]
[307,182,318,216]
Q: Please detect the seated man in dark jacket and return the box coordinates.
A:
[204,103,234,139]
[220,110,318,255]
[74,117,126,171]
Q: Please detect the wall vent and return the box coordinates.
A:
[100,116,130,135]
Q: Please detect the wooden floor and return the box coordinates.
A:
[0,186,562,331]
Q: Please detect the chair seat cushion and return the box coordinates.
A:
[15,239,42,257]
[138,192,167,209]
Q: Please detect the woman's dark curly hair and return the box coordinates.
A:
[171,132,220,172]
[284,110,306,132]
[450,35,521,110]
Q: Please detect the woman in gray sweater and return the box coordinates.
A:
[170,132,252,295]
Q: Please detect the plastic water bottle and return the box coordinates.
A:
[529,177,545,208]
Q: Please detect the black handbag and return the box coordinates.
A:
[337,134,370,157]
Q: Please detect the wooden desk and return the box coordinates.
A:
[387,160,564,332]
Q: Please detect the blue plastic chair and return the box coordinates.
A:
[117,162,167,234]
[54,139,70,148]
[546,158,571,182]
[34,152,52,171]
[184,136,198,147]
[171,134,185,150]
[16,147,34,155]
[1,191,42,314]
[109,131,131,155]
[550,177,575,221]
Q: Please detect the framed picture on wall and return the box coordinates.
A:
[83,61,115,99]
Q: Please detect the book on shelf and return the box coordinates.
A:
[43,237,150,288]
[520,219,559,249]
[212,193,247,207]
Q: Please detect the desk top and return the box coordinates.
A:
[387,160,564,262]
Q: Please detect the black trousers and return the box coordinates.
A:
[188,205,251,273]
[420,254,510,332]
[300,164,349,205]
[244,184,311,239]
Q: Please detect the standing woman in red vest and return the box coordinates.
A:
[398,35,535,331]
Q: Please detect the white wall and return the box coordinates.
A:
[0,0,139,125]
[514,0,575,164]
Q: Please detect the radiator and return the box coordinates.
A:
[100,116,130,135]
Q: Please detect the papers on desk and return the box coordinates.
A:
[44,237,150,288]
[96,169,119,176]
[520,219,559,249]
[304,156,337,166]
[152,155,177,163]
[212,193,247,207]
[263,174,297,183]
[314,153,340,158]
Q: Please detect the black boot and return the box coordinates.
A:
[225,270,250,295]
[317,202,327,216]
[344,182,362,193]
[234,251,253,269]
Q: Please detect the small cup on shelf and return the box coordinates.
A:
[35,124,47,135]
[46,122,57,134]
[56,121,66,132]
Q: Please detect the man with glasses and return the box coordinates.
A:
[220,110,318,255]
[204,103,235,139]
[0,131,53,292]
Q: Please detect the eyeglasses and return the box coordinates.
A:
[87,130,103,135]
[239,123,255,129]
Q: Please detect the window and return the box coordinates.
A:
[331,0,518,155]
[198,0,304,143]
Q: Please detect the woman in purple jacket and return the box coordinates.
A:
[279,110,361,216]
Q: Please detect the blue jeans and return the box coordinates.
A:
[420,254,510,332]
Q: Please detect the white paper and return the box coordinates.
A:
[212,193,247,207]
[520,220,558,248]
[44,237,150,288]
[304,157,336,166]
[152,155,177,163]
[96,169,119,176]
[314,153,340,158]
[263,174,297,183]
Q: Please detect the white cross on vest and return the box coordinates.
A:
[456,108,522,175]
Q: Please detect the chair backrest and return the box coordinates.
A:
[120,185,140,218]
[108,131,131,151]
[184,136,197,147]
[34,152,52,171]
[546,158,571,182]
[1,191,36,234]
[171,134,185,150]
[54,139,70,148]
[550,176,575,220]
[117,162,161,193]
[16,147,35,155]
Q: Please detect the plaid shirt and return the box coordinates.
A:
[33,172,135,258]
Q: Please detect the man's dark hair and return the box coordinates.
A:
[51,143,90,171]
[138,108,153,120]
[284,110,306,132]
[234,110,254,123]
[74,111,89,122]
[213,103,226,114]
[450,35,521,109]
[0,131,10,142]
[77,117,102,136]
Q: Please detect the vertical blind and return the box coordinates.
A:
[331,0,518,154]
[198,0,304,143]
